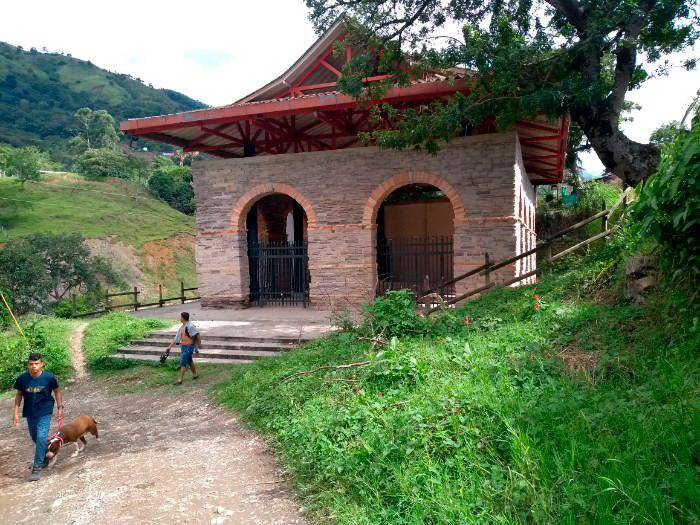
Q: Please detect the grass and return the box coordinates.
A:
[82,312,169,372]
[0,174,194,246]
[217,244,700,524]
[0,317,77,390]
[95,361,238,395]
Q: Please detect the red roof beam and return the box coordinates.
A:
[120,80,471,135]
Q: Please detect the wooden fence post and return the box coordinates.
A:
[602,199,609,232]
[159,285,164,307]
[133,286,139,311]
[544,243,552,265]
[71,293,77,318]
[484,252,491,286]
[180,281,185,304]
[105,288,110,312]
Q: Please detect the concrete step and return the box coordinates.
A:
[145,333,309,344]
[131,339,293,351]
[112,353,254,365]
[117,346,280,361]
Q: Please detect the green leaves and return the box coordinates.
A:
[147,162,195,215]
[632,100,700,285]
[308,0,699,183]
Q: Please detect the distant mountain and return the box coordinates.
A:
[0,42,207,151]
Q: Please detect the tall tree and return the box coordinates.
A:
[69,107,120,154]
[307,1,698,185]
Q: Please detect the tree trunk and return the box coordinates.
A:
[571,100,660,187]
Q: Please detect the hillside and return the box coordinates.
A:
[219,245,700,524]
[0,173,196,299]
[0,42,206,150]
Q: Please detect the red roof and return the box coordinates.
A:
[120,21,568,183]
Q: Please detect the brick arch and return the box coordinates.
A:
[231,183,318,233]
[361,172,467,227]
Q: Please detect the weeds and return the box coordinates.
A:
[82,312,168,371]
[218,243,700,524]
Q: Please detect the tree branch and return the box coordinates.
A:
[280,361,371,382]
[544,0,587,32]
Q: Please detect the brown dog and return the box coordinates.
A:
[45,415,99,466]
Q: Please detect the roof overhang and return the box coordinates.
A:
[120,21,568,184]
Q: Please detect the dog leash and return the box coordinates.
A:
[48,412,65,448]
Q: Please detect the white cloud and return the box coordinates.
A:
[0,0,316,106]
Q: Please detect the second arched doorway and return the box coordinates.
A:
[375,183,455,296]
[246,193,310,306]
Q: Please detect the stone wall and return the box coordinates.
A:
[192,133,535,308]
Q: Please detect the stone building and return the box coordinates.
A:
[121,21,568,309]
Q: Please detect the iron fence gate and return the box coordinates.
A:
[376,236,454,297]
[248,241,309,306]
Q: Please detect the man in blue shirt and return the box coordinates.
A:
[13,352,63,482]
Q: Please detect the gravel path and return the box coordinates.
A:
[0,331,306,525]
[69,322,87,380]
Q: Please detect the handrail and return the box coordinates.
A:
[422,188,633,314]
[426,227,617,314]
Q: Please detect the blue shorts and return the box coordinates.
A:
[180,345,195,367]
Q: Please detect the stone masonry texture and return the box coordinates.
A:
[192,133,535,309]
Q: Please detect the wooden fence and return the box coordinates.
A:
[417,188,632,314]
[71,281,199,318]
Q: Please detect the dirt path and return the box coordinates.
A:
[0,331,306,525]
[69,322,87,380]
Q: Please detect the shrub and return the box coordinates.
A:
[147,164,195,215]
[0,234,118,314]
[82,312,169,371]
[75,148,131,179]
[0,287,13,329]
[0,319,72,390]
[633,106,700,285]
[0,239,52,313]
[4,145,42,184]
[362,290,427,338]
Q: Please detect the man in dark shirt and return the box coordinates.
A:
[12,352,63,482]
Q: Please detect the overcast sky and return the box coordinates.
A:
[1,0,698,175]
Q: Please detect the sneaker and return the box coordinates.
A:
[28,465,42,482]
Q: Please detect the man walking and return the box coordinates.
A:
[13,352,63,482]
[165,312,202,385]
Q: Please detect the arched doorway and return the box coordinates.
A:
[245,193,309,306]
[375,183,455,296]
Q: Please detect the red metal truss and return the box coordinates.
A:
[120,22,569,183]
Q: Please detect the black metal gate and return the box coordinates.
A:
[248,241,309,306]
[376,236,454,296]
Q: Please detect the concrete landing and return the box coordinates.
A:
[130,301,334,340]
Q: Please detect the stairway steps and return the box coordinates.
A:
[112,354,254,365]
[144,334,309,344]
[131,339,293,351]
[118,346,280,360]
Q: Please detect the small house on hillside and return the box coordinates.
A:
[120,20,569,309]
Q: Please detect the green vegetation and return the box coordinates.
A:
[310,1,697,184]
[634,106,700,285]
[537,181,622,240]
[82,312,169,371]
[148,161,195,215]
[0,41,205,156]
[0,145,43,183]
[218,240,699,524]
[0,233,118,314]
[0,174,194,245]
[75,148,134,180]
[0,318,75,390]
